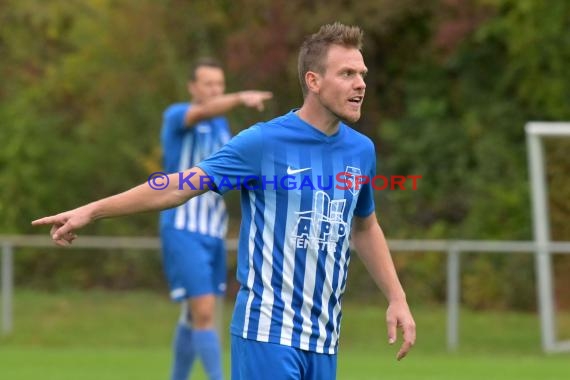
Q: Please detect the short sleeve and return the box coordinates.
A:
[163,104,189,133]
[353,143,376,218]
[196,124,263,194]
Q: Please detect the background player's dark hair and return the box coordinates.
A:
[189,57,223,81]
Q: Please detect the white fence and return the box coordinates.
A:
[1,235,570,352]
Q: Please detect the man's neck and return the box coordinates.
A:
[296,97,340,136]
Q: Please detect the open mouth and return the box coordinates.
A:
[348,96,363,104]
[348,96,363,105]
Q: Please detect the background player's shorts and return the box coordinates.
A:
[231,335,337,380]
[160,227,227,301]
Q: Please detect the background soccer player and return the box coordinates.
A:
[160,58,271,380]
[33,22,415,380]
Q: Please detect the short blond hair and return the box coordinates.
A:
[298,22,364,96]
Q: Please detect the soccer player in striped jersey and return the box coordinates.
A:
[160,58,272,380]
[33,23,416,380]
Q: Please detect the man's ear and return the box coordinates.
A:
[187,81,194,96]
[305,71,321,94]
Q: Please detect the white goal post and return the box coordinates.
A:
[526,122,570,353]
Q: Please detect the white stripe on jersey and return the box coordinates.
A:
[174,202,186,230]
[203,126,213,161]
[192,125,204,164]
[317,248,335,352]
[174,133,193,229]
[187,197,198,232]
[298,197,320,351]
[198,193,212,235]
[328,202,358,353]
[317,162,345,352]
[209,197,227,238]
[256,171,277,342]
[242,192,258,338]
[279,185,302,346]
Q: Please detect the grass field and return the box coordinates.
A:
[1,290,569,379]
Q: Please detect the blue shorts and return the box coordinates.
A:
[160,227,227,301]
[231,335,337,380]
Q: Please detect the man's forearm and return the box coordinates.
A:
[184,93,242,125]
[85,170,207,221]
[353,217,416,360]
[352,221,406,302]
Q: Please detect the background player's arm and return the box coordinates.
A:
[32,167,210,246]
[184,91,273,126]
[351,213,416,360]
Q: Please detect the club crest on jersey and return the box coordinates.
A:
[344,166,362,196]
[292,191,348,254]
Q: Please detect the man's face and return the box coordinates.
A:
[314,45,367,123]
[188,66,225,103]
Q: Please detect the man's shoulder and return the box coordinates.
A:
[224,113,292,149]
[256,112,292,127]
[342,123,375,151]
[249,111,297,136]
[163,102,190,117]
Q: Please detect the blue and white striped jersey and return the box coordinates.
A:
[198,110,376,354]
[160,103,231,238]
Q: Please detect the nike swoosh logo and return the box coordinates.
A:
[287,166,311,175]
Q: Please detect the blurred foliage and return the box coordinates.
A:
[1,0,568,310]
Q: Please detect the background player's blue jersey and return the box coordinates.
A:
[160,102,231,238]
[198,110,376,354]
